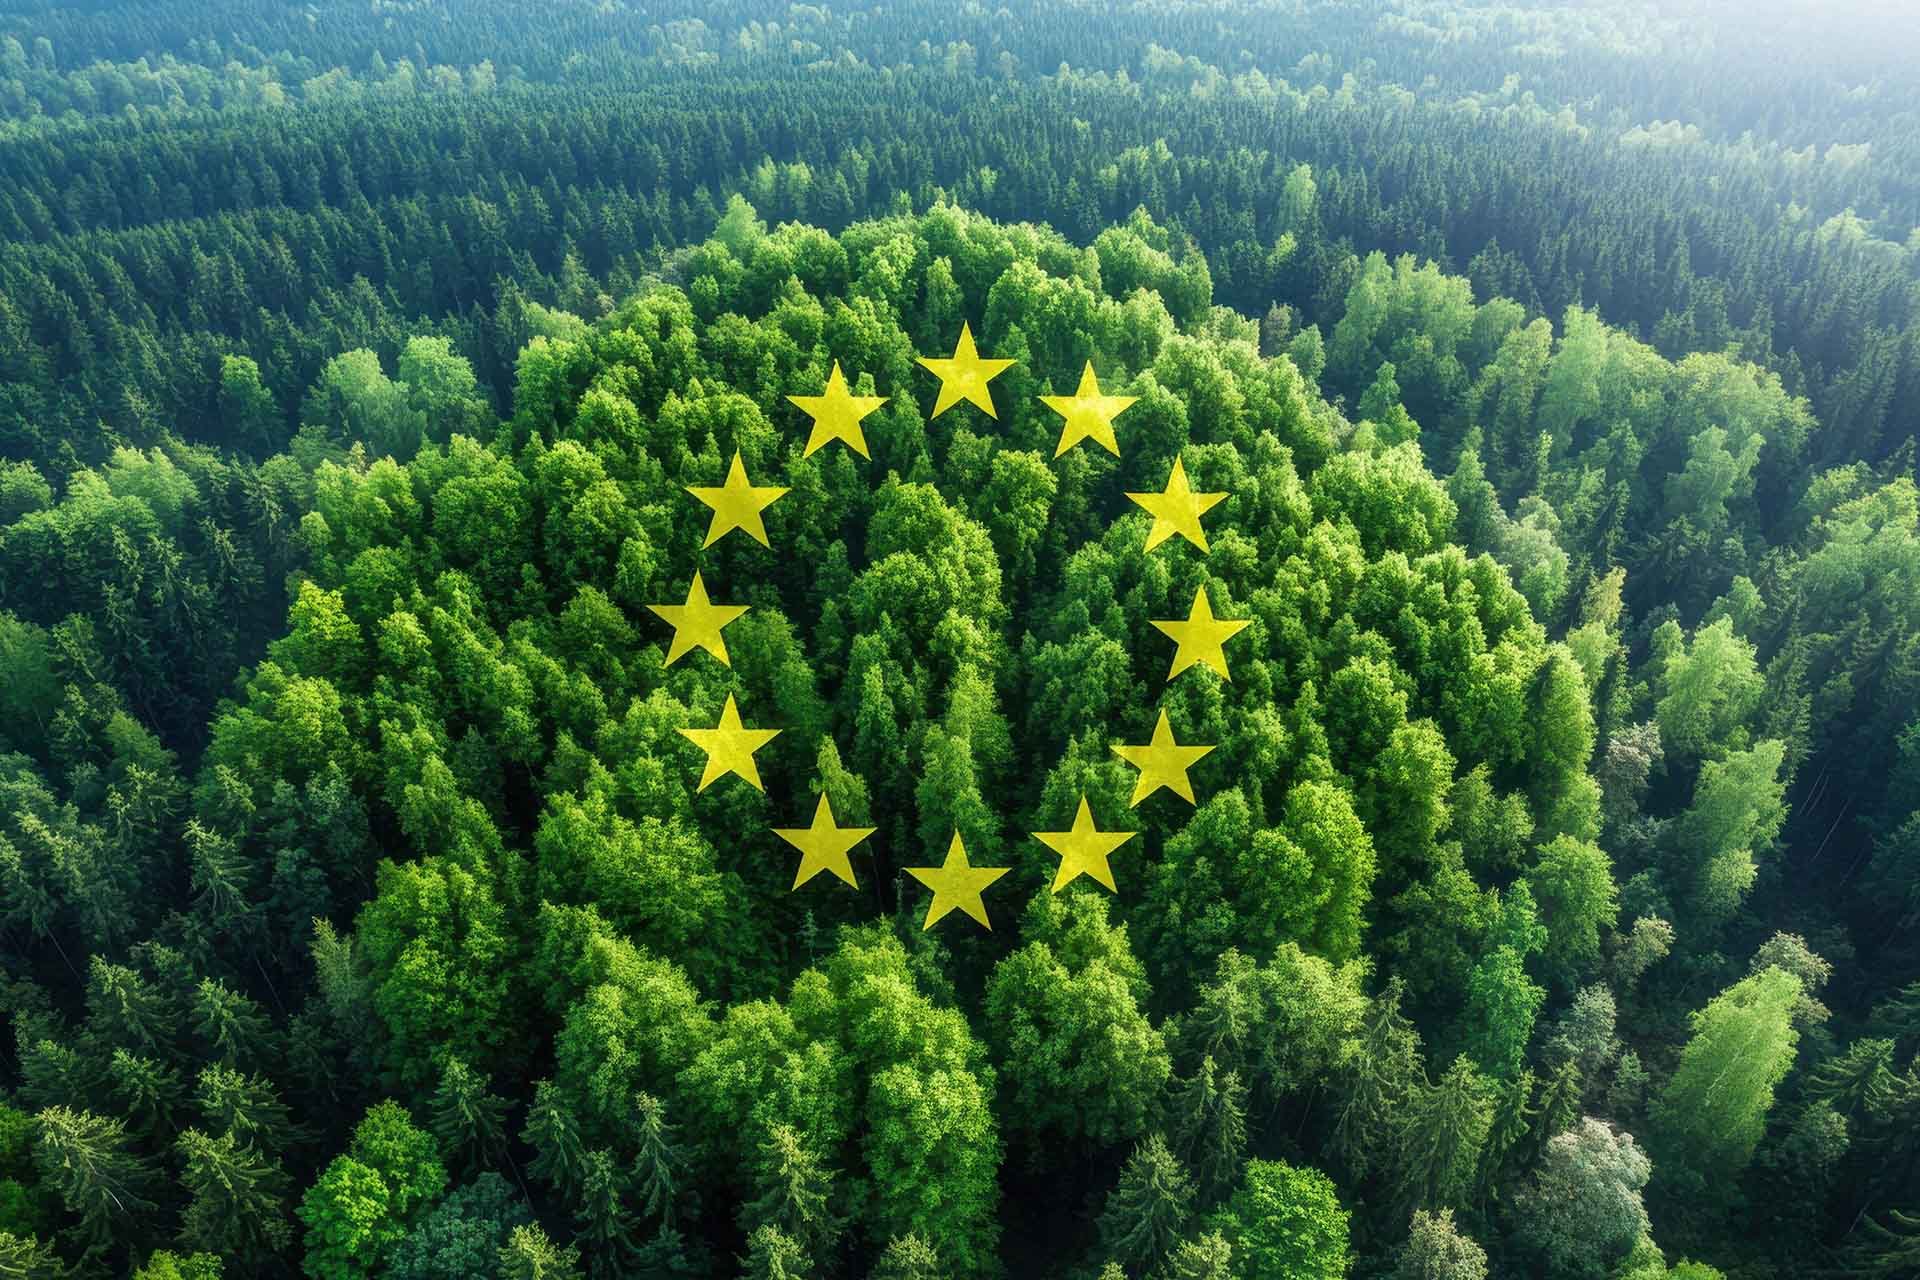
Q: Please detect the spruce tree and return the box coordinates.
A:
[574,1149,641,1279]
[628,1093,682,1226]
[1169,1057,1249,1203]
[742,1124,840,1261]
[30,1106,157,1262]
[1097,1132,1195,1274]
[429,1056,509,1176]
[1332,978,1422,1178]
[522,1081,585,1200]
[1393,1057,1494,1216]
[175,1127,293,1261]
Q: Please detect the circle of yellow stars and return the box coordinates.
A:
[651,324,1246,930]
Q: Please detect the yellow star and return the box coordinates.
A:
[678,693,781,793]
[1126,457,1228,553]
[646,571,749,667]
[787,361,887,458]
[917,321,1015,419]
[686,451,788,548]
[773,793,875,891]
[1032,795,1137,893]
[1040,361,1136,458]
[1151,585,1251,682]
[905,832,1010,930]
[1112,709,1216,807]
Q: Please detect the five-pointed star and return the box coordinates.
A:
[1111,709,1216,806]
[917,322,1015,419]
[773,793,875,891]
[787,361,887,458]
[686,451,788,548]
[1126,457,1228,553]
[678,693,781,792]
[906,832,1011,930]
[1151,585,1251,682]
[1040,361,1136,458]
[647,571,749,667]
[1032,795,1137,893]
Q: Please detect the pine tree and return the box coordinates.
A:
[0,1230,68,1278]
[627,1093,682,1226]
[1533,1059,1584,1161]
[108,1049,188,1143]
[523,1081,585,1200]
[1477,1068,1534,1200]
[1394,1057,1494,1215]
[1097,1132,1195,1274]
[498,1223,584,1280]
[870,1233,944,1280]
[1803,1039,1894,1122]
[742,1124,840,1260]
[574,1149,641,1279]
[1168,1057,1249,1202]
[30,1106,158,1261]
[429,1056,509,1176]
[1333,979,1422,1178]
[83,957,174,1056]
[190,979,275,1069]
[196,1065,296,1153]
[739,1225,809,1280]
[175,1127,293,1260]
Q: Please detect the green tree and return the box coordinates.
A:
[429,1057,510,1177]
[299,1101,448,1279]
[1394,1057,1494,1215]
[1097,1133,1194,1274]
[869,1233,944,1280]
[1332,979,1423,1178]
[133,1251,221,1280]
[498,1223,583,1280]
[1164,1231,1234,1280]
[1671,740,1788,926]
[1526,835,1619,985]
[1394,1208,1488,1280]
[740,1225,809,1280]
[743,1124,841,1263]
[1461,945,1544,1078]
[1513,1119,1652,1279]
[1207,1159,1350,1280]
[31,1106,157,1263]
[1652,967,1801,1190]
[388,1173,532,1280]
[574,1149,641,1278]
[984,892,1170,1146]
[174,1127,292,1260]
[1167,1056,1248,1202]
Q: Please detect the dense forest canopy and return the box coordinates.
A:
[0,2,1918,1278]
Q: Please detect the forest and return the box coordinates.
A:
[0,1,1918,1277]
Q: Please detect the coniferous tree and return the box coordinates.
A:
[574,1149,642,1279]
[498,1223,584,1280]
[428,1057,509,1177]
[1168,1057,1249,1203]
[1332,979,1422,1179]
[627,1093,682,1227]
[523,1082,586,1201]
[1097,1133,1195,1275]
[742,1124,840,1263]
[174,1127,293,1261]
[30,1106,158,1263]
[1393,1058,1494,1216]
